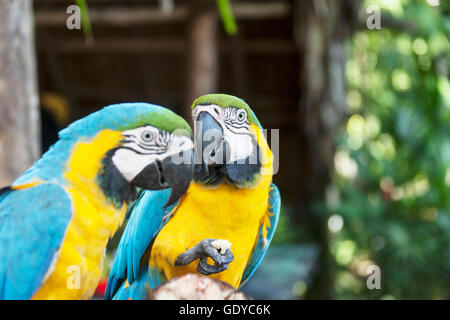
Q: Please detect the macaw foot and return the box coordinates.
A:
[174,239,234,275]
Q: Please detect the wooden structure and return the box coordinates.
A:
[33,0,300,195]
[0,0,40,186]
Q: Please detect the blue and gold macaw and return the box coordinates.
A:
[0,103,194,300]
[105,94,281,299]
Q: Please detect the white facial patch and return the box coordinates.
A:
[193,104,255,164]
[223,131,255,163]
[112,149,159,182]
[112,126,193,182]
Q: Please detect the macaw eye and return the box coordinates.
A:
[141,130,154,142]
[237,109,247,123]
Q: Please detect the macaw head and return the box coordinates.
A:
[191,94,268,187]
[61,103,194,208]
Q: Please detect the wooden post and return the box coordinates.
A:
[0,0,40,186]
[184,2,218,121]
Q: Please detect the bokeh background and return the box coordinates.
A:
[0,0,448,299]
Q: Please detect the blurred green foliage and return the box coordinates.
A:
[75,0,93,42]
[216,0,238,35]
[325,0,449,299]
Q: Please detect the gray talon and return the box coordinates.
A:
[174,239,234,275]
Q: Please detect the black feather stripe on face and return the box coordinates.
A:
[97,148,137,208]
[193,164,225,185]
[193,141,262,188]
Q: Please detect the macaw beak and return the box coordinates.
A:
[195,111,226,167]
[131,148,194,207]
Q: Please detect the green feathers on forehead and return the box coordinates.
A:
[192,94,262,129]
[130,106,192,137]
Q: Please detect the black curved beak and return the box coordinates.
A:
[131,148,194,207]
[195,111,226,167]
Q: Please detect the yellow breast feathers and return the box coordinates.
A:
[33,130,127,300]
[150,125,273,288]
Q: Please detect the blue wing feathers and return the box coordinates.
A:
[239,183,281,288]
[0,183,72,299]
[127,189,176,282]
[105,188,177,299]
[112,267,165,300]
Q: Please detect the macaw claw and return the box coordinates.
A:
[174,238,234,275]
